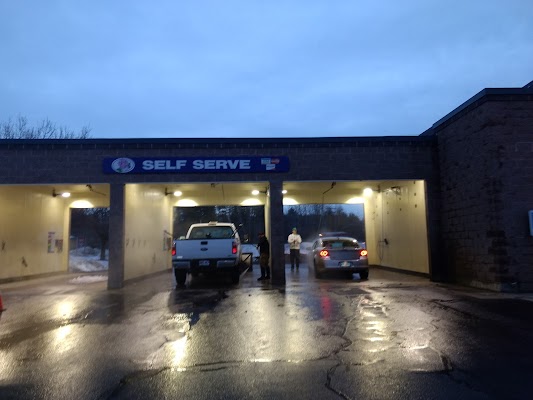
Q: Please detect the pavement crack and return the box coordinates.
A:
[325,363,351,399]
[101,367,169,399]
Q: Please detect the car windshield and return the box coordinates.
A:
[323,239,359,249]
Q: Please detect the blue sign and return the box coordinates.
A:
[103,156,290,174]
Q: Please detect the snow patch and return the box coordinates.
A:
[69,246,109,272]
[69,275,108,284]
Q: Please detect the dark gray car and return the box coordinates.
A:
[309,236,369,279]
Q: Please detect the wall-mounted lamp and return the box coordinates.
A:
[363,188,374,197]
[52,189,71,198]
[282,189,288,194]
[252,187,269,196]
[165,188,183,197]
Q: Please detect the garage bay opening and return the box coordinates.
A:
[69,208,110,273]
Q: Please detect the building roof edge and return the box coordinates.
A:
[430,85,533,132]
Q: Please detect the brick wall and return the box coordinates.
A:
[435,99,533,291]
[0,137,437,185]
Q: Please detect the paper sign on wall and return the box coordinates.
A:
[48,232,55,253]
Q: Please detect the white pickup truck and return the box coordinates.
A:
[172,222,243,286]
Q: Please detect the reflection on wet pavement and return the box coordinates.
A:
[2,265,531,399]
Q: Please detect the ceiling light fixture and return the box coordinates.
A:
[52,189,71,198]
[252,187,269,196]
[165,188,183,197]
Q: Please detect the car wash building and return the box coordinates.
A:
[1,81,532,292]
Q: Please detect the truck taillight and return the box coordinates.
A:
[172,244,176,256]
[360,249,368,257]
[232,242,238,254]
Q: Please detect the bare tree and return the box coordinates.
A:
[0,115,91,139]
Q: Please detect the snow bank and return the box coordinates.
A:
[68,275,108,284]
[69,247,109,272]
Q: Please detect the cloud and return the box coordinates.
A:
[1,0,532,138]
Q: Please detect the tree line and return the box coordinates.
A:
[173,206,265,244]
[0,115,90,139]
[174,204,365,244]
[283,204,365,242]
[68,203,365,259]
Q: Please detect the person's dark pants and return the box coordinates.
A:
[260,253,270,278]
[290,249,300,269]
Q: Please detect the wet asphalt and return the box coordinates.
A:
[1,264,533,400]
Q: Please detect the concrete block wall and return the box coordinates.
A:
[500,101,533,291]
[435,99,533,291]
[0,138,438,185]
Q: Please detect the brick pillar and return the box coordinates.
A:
[108,183,125,289]
[269,180,286,285]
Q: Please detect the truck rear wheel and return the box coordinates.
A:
[174,270,187,286]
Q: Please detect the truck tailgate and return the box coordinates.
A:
[173,239,237,260]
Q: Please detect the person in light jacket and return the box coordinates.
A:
[287,227,302,270]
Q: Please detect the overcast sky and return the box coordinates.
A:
[1,1,532,139]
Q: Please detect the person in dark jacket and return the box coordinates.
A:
[257,232,270,281]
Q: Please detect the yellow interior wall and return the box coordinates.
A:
[365,180,429,274]
[0,186,68,279]
[124,184,172,280]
